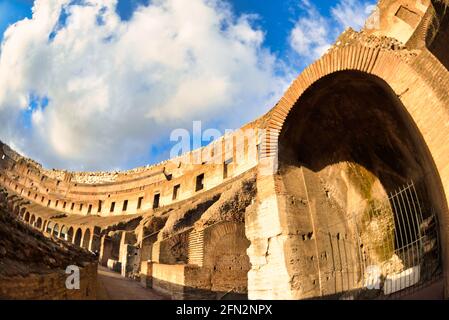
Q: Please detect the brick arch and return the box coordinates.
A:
[205,222,246,250]
[262,45,449,212]
[263,46,398,158]
[250,45,449,299]
[202,222,250,297]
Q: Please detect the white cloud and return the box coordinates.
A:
[289,0,375,63]
[289,3,332,61]
[0,0,288,170]
[332,0,376,31]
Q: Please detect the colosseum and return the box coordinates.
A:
[1,0,449,300]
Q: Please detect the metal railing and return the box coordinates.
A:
[314,179,441,299]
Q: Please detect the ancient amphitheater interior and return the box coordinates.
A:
[0,0,449,302]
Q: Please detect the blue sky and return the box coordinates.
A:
[0,0,346,61]
[0,0,374,171]
[0,1,32,37]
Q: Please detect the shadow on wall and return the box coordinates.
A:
[279,70,444,217]
[276,70,445,299]
[151,278,248,300]
[426,1,449,71]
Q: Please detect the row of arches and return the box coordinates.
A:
[18,209,101,253]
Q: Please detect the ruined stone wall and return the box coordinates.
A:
[0,119,261,219]
[0,262,97,300]
[1,0,448,301]
[247,0,449,300]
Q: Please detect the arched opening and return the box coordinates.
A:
[36,217,42,229]
[82,229,91,250]
[278,70,445,299]
[60,226,68,240]
[29,215,36,227]
[90,226,102,253]
[46,221,54,234]
[203,222,251,300]
[74,228,82,247]
[52,223,60,237]
[24,211,30,223]
[67,227,74,242]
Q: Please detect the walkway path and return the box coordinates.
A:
[96,265,169,300]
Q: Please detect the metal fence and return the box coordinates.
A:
[314,179,441,299]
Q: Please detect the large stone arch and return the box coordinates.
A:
[35,217,42,229]
[67,226,74,243]
[29,214,36,227]
[249,45,449,300]
[90,226,102,253]
[82,228,91,250]
[52,223,60,238]
[74,228,83,246]
[24,211,30,223]
[46,221,55,234]
[60,225,68,240]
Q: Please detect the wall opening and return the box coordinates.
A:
[53,224,59,237]
[153,193,160,209]
[67,227,74,242]
[36,217,42,229]
[137,196,143,210]
[110,202,115,213]
[223,158,233,179]
[74,228,82,246]
[196,174,205,192]
[82,229,91,250]
[123,200,128,212]
[30,215,35,227]
[173,184,180,200]
[277,70,445,299]
[46,221,54,234]
[60,226,68,240]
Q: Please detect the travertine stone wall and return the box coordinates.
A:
[247,0,449,300]
[0,0,448,301]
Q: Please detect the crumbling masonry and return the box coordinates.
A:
[1,0,449,300]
